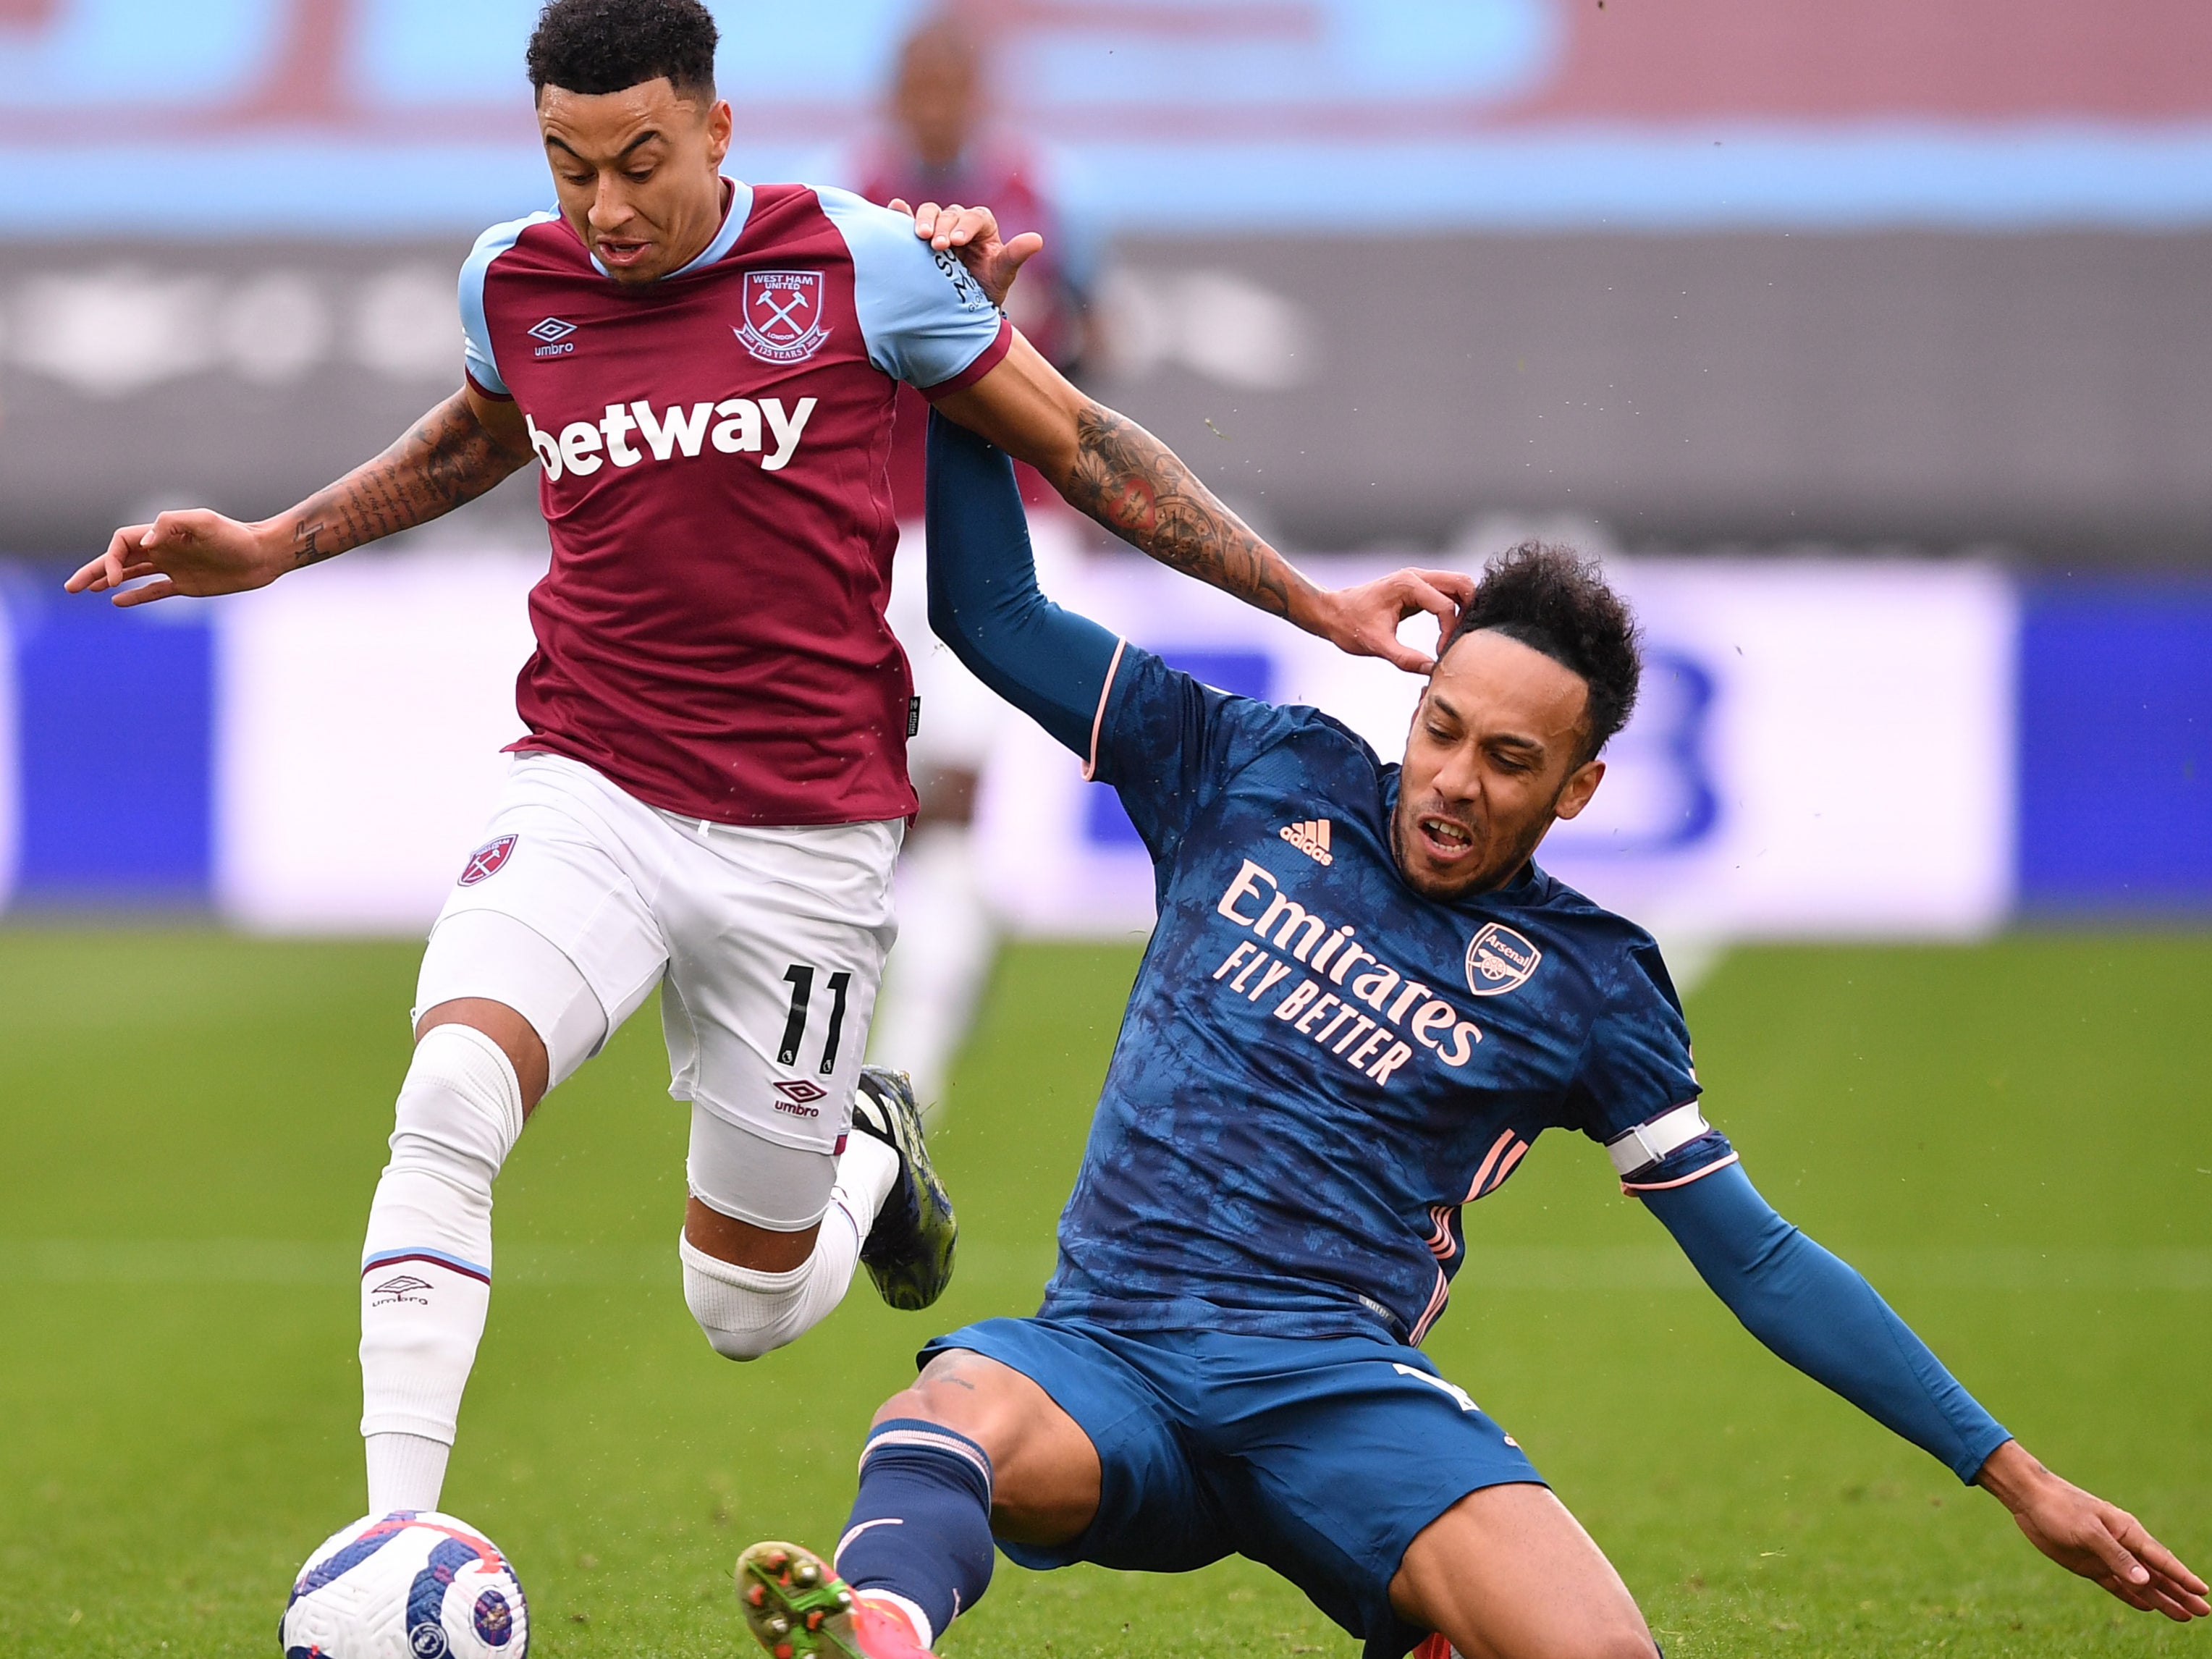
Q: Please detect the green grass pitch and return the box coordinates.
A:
[1,929,2206,1657]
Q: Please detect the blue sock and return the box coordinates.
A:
[833,1418,996,1645]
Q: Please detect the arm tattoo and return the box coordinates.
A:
[1065,404,1306,621]
[288,391,530,567]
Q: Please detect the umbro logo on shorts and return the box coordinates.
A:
[1278,818,1333,866]
[773,1078,827,1117]
[457,835,518,887]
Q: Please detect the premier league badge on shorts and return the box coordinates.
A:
[1464,921,1540,997]
[735,269,832,363]
[457,834,518,887]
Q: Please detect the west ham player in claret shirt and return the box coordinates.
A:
[64,0,1454,1524]
[725,420,2208,1659]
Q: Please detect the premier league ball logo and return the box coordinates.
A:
[735,269,832,363]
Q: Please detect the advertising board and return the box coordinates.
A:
[970,557,2015,943]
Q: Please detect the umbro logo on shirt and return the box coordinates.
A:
[528,316,578,358]
[1278,818,1333,866]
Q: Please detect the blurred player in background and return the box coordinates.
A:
[851,9,1098,504]
[729,419,2208,1659]
[849,10,1097,1105]
[65,0,1453,1526]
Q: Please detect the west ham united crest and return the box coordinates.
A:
[735,269,831,363]
[457,835,518,887]
[1464,921,1540,997]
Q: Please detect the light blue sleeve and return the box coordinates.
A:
[457,210,557,397]
[814,186,1009,389]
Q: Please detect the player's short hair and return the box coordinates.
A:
[1440,542,1642,764]
[527,0,719,102]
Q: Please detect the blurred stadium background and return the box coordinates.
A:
[1,2,2207,1656]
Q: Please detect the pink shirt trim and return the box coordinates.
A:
[1082,638,1127,782]
[1621,1150,1741,1194]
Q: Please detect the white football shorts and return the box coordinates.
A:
[413,752,900,1226]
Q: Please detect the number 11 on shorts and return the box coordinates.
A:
[778,964,853,1075]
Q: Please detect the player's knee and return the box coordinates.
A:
[680,1237,802,1362]
[390,1023,525,1189]
[876,1354,1007,1448]
[1578,1614,1660,1659]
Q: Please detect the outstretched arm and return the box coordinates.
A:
[67,384,533,606]
[932,334,1464,674]
[1642,1157,2207,1621]
[898,198,1466,671]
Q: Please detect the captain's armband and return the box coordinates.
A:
[1606,1102,1738,1191]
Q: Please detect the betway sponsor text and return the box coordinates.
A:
[525,396,817,481]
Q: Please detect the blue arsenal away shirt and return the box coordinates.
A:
[1037,649,1702,1343]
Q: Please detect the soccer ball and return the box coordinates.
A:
[279,1511,528,1658]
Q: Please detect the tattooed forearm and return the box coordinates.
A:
[287,391,531,566]
[1063,403,1311,622]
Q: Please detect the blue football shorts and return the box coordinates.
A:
[920,1317,1545,1659]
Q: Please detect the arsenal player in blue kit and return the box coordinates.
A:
[64,0,1457,1529]
[728,420,2208,1659]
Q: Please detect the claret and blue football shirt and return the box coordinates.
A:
[457,179,1010,827]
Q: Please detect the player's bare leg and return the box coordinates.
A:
[1390,1485,1656,1659]
[735,1350,1097,1655]
[879,1347,1102,1544]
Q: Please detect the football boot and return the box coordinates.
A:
[734,1540,931,1659]
[848,1065,957,1310]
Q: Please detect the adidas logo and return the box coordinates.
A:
[1278,818,1334,866]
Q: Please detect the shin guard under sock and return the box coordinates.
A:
[834,1419,997,1647]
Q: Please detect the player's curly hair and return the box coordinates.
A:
[527,0,719,101]
[1440,542,1642,763]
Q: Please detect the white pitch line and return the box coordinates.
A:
[0,1238,1064,1288]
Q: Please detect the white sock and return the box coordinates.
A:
[836,1128,901,1231]
[359,1024,524,1509]
[682,1220,858,1361]
[866,825,996,1104]
[678,1133,898,1360]
[365,1432,452,1516]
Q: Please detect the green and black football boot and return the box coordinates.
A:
[848,1065,957,1311]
